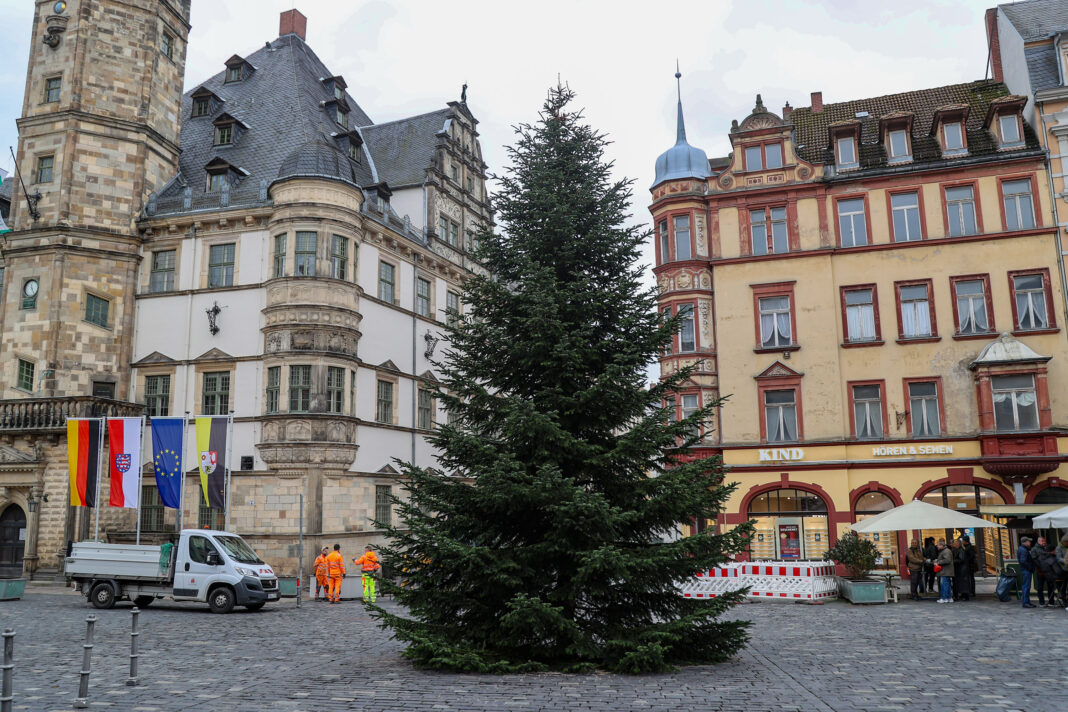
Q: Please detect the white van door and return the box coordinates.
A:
[173,534,221,598]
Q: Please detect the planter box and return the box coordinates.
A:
[0,579,27,601]
[837,576,885,604]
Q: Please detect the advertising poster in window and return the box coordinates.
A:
[779,523,801,559]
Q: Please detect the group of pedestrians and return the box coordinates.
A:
[906,535,978,602]
[312,543,382,603]
[1016,534,1068,609]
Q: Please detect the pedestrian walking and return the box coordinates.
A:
[922,536,938,593]
[353,545,381,603]
[935,539,955,603]
[1017,536,1036,608]
[313,546,330,602]
[326,544,346,603]
[1032,537,1058,607]
[905,539,925,600]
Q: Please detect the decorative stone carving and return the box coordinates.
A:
[700,272,711,289]
[720,175,733,188]
[695,214,707,256]
[797,166,812,179]
[699,302,713,345]
[287,420,312,440]
[676,273,691,289]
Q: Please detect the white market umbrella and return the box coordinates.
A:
[1033,504,1068,529]
[850,499,1005,533]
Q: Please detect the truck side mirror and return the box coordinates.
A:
[206,550,220,566]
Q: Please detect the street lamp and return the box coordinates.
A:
[27,495,37,513]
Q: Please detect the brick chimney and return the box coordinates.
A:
[782,101,793,121]
[985,8,1004,83]
[280,9,307,40]
[811,91,823,113]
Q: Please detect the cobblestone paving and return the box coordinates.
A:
[1,587,1066,712]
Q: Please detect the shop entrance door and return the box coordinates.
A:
[920,485,1008,575]
[0,505,26,578]
[748,488,830,561]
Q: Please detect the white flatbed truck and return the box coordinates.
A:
[65,529,280,613]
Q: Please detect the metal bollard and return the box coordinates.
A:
[126,607,139,686]
[73,615,96,709]
[1,628,14,712]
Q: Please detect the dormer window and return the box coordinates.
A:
[193,97,211,117]
[931,105,969,158]
[336,107,348,128]
[836,136,857,169]
[208,171,228,192]
[743,142,783,171]
[223,55,254,84]
[348,142,359,161]
[226,66,242,82]
[190,86,222,119]
[322,76,348,104]
[998,114,1023,148]
[334,130,363,163]
[943,122,963,151]
[334,85,345,101]
[888,129,910,162]
[214,123,232,145]
[204,157,247,192]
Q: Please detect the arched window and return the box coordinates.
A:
[747,488,828,561]
[854,492,897,571]
[1035,487,1068,505]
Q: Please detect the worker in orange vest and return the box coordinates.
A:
[353,545,381,603]
[325,544,346,603]
[313,546,329,601]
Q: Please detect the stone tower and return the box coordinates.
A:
[2,0,191,400]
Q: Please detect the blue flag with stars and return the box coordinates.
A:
[151,417,185,509]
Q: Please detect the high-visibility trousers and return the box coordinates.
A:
[315,574,328,596]
[361,572,376,602]
[328,575,343,602]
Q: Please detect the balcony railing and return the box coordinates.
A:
[0,396,144,432]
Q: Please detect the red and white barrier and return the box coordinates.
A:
[679,560,838,602]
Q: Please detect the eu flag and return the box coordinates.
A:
[151,417,185,509]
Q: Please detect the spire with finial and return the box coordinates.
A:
[675,60,688,144]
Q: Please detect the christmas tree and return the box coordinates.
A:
[370,85,751,674]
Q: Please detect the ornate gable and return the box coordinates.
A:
[755,361,802,379]
[195,348,234,361]
[133,351,177,365]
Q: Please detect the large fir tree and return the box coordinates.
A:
[370,85,751,674]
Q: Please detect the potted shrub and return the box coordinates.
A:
[824,532,886,604]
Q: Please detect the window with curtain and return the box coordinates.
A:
[954,279,989,334]
[845,288,876,342]
[764,389,797,443]
[852,384,883,439]
[899,284,931,338]
[1013,274,1048,330]
[908,381,940,437]
[991,374,1038,432]
[758,295,792,348]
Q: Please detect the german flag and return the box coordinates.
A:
[68,419,103,507]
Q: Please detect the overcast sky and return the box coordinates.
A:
[1,0,1001,273]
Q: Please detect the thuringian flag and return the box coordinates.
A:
[107,418,142,509]
[151,417,185,509]
[195,416,228,510]
[67,419,103,507]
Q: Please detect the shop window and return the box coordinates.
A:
[920,485,1008,575]
[991,374,1039,432]
[951,276,993,336]
[837,197,868,247]
[1034,487,1068,504]
[1001,178,1035,231]
[1010,271,1052,331]
[850,382,884,439]
[945,185,978,236]
[854,492,898,570]
[890,191,922,242]
[748,488,828,561]
[842,286,879,343]
[750,206,788,255]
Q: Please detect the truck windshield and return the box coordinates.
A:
[214,536,264,564]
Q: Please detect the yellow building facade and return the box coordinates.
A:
[651,79,1068,575]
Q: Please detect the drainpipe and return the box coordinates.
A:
[411,253,419,467]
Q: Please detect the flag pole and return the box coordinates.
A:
[177,412,189,535]
[94,418,105,542]
[224,412,234,532]
[135,416,145,545]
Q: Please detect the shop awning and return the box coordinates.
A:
[980,504,1063,517]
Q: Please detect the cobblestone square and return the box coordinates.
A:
[1,587,1065,712]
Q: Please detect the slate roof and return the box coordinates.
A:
[148,33,459,217]
[785,80,1041,172]
[360,109,451,189]
[1000,0,1068,41]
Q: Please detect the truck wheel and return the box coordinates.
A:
[89,582,116,610]
[208,586,235,614]
[244,601,265,612]
[133,596,155,608]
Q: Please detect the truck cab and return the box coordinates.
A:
[66,529,279,613]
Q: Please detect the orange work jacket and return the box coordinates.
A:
[354,551,380,572]
[326,550,346,577]
[314,554,329,578]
